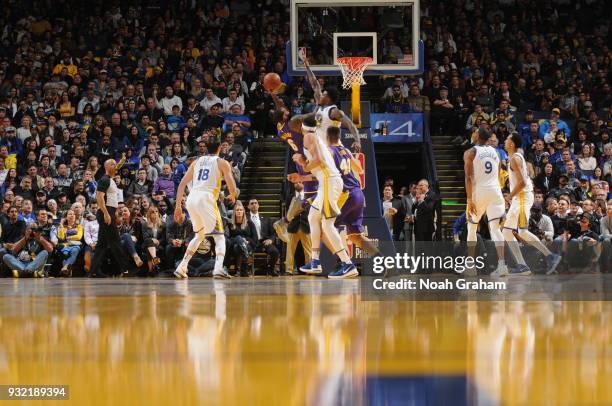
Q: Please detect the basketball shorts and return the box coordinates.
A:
[335,188,365,235]
[469,187,505,224]
[186,191,224,235]
[504,190,533,230]
[311,175,343,219]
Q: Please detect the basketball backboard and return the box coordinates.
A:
[288,0,423,76]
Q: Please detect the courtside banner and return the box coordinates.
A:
[359,241,612,301]
[370,113,424,143]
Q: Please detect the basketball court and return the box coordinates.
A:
[1,277,610,405]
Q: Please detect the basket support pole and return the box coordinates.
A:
[351,81,361,128]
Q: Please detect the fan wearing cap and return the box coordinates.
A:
[0,126,23,156]
[538,108,571,140]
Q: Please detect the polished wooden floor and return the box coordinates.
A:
[0,278,610,406]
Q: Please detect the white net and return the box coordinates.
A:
[337,57,373,89]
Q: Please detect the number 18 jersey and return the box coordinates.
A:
[191,155,222,194]
[473,145,500,189]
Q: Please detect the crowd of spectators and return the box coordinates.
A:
[0,0,610,276]
[377,0,610,271]
[0,1,323,277]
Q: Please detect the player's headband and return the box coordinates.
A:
[302,124,316,133]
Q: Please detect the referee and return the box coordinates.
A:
[90,159,128,277]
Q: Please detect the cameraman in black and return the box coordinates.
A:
[226,201,256,277]
[3,223,54,278]
[528,207,554,242]
[556,214,601,272]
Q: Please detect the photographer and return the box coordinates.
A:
[529,207,554,242]
[3,223,54,278]
[555,214,601,272]
[226,201,256,277]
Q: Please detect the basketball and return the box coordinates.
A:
[263,72,282,92]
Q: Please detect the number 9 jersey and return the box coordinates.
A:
[473,145,501,189]
[191,155,222,194]
[469,145,505,223]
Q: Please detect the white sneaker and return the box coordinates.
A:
[174,263,189,279]
[213,267,232,279]
[490,263,509,277]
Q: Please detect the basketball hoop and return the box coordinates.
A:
[337,56,373,89]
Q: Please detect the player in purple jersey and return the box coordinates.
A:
[270,92,318,198]
[326,127,379,256]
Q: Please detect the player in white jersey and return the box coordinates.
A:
[502,133,562,275]
[464,128,508,276]
[173,138,238,279]
[313,89,361,149]
[292,116,357,277]
[301,57,362,149]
